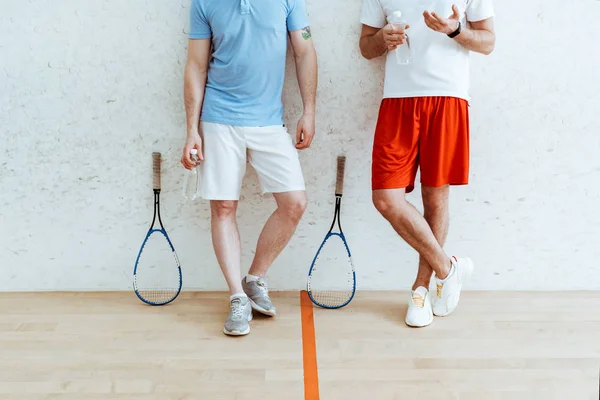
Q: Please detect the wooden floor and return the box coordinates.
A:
[1,291,599,400]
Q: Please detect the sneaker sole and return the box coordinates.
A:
[249,298,276,317]
[405,312,434,328]
[223,326,250,336]
[433,257,474,317]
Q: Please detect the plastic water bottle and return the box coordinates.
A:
[389,11,411,65]
[183,149,200,200]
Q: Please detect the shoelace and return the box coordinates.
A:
[256,279,271,300]
[230,298,245,319]
[412,293,425,308]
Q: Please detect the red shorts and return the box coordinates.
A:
[372,97,470,193]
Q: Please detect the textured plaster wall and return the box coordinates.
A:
[1,0,599,291]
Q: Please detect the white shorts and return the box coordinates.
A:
[198,122,306,200]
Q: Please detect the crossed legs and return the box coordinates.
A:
[372,186,451,283]
[412,185,450,290]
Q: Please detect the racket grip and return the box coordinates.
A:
[152,152,161,190]
[335,156,346,196]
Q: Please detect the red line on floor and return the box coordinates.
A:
[300,290,320,400]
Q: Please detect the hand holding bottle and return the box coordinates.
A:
[180,132,203,170]
[382,20,410,51]
[183,149,201,200]
[387,11,412,65]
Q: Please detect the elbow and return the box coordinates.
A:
[475,43,495,56]
[482,43,495,55]
[359,45,374,60]
[185,60,208,76]
[482,36,496,55]
[293,47,316,63]
[358,40,368,59]
[293,51,304,63]
[359,39,382,60]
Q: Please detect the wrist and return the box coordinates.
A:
[376,28,386,45]
[447,21,462,38]
[302,109,316,118]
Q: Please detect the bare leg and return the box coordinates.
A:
[372,188,451,279]
[248,191,307,277]
[210,200,244,295]
[413,185,450,290]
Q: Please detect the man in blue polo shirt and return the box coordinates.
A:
[181,0,317,336]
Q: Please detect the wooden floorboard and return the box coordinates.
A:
[0,291,599,399]
[314,291,600,399]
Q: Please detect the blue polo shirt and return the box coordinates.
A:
[189,0,309,127]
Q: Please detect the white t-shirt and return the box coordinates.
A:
[361,0,494,101]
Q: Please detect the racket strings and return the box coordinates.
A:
[308,235,355,308]
[134,232,181,305]
[311,289,353,308]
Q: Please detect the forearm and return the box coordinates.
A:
[454,27,495,55]
[184,63,207,134]
[294,49,318,116]
[359,29,387,60]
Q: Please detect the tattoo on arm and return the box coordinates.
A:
[301,26,311,40]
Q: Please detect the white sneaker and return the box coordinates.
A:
[432,256,473,317]
[405,286,433,328]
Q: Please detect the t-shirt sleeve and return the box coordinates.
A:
[360,0,386,28]
[189,0,212,39]
[286,0,310,32]
[465,0,495,22]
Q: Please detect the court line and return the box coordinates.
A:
[300,290,320,400]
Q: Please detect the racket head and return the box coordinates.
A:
[307,231,356,309]
[133,228,182,306]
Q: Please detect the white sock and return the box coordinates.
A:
[246,274,260,283]
[230,293,247,301]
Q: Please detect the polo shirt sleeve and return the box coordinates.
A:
[286,0,310,32]
[189,0,212,39]
[465,0,495,22]
[360,0,386,29]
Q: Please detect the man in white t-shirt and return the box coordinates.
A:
[359,0,495,327]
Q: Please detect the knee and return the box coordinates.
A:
[372,194,392,216]
[211,201,237,219]
[372,192,405,218]
[280,195,307,223]
[422,186,448,216]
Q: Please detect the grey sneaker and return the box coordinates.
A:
[223,295,252,336]
[242,277,277,317]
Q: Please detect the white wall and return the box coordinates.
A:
[1,0,599,292]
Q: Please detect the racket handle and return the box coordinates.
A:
[335,155,346,196]
[152,152,161,190]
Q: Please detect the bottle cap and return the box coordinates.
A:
[390,11,402,21]
[190,149,198,155]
